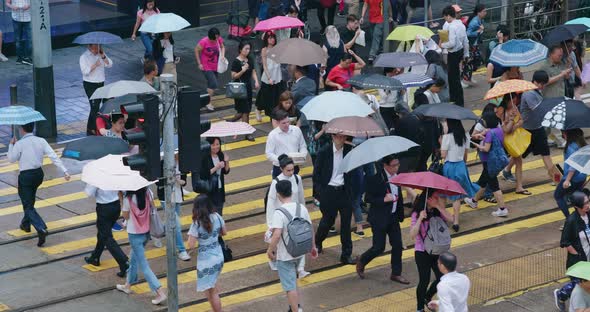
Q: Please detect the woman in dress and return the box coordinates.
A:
[187,195,227,312]
[229,41,260,141]
[257,32,286,120]
[271,91,301,128]
[131,0,160,60]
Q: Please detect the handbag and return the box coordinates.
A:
[217,40,228,74]
[192,173,219,194]
[150,204,166,238]
[428,154,444,175]
[226,82,248,99]
[216,215,233,262]
[504,127,531,158]
[487,130,510,176]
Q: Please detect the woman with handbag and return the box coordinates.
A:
[440,119,480,232]
[256,32,286,120]
[116,187,167,305]
[195,27,226,112]
[229,41,260,141]
[554,129,587,220]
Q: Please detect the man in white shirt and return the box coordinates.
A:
[266,110,308,178]
[6,0,32,65]
[428,252,470,312]
[7,123,70,247]
[80,44,113,135]
[267,180,318,312]
[440,5,468,107]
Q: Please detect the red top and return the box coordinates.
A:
[366,0,384,24]
[95,114,109,136]
[327,64,356,89]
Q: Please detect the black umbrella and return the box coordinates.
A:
[99,94,138,114]
[373,52,428,68]
[542,24,589,47]
[62,136,129,161]
[347,74,404,90]
[522,97,590,130]
[412,103,479,120]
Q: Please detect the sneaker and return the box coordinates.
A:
[501,170,516,182]
[368,55,375,64]
[461,80,469,89]
[206,103,215,111]
[153,237,163,248]
[329,226,337,233]
[337,11,346,17]
[178,251,191,261]
[16,57,24,65]
[22,57,33,65]
[554,289,566,311]
[559,225,564,231]
[298,270,310,279]
[151,292,167,305]
[116,284,132,294]
[313,199,320,207]
[491,208,508,217]
[112,221,124,232]
[464,197,478,209]
[0,53,7,62]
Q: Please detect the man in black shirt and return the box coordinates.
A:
[339,14,362,51]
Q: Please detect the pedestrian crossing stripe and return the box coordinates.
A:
[131,180,559,294]
[178,210,566,311]
[0,303,9,311]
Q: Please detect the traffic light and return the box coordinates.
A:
[121,94,161,181]
[177,89,211,173]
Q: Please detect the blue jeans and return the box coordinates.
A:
[390,0,408,24]
[127,233,162,292]
[160,201,186,253]
[557,277,580,301]
[555,179,585,218]
[369,22,384,57]
[13,20,31,59]
[139,32,153,58]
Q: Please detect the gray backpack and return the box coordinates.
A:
[277,204,313,258]
[422,216,451,255]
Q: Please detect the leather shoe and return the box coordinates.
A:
[356,260,365,279]
[117,262,129,278]
[37,229,48,247]
[84,256,100,266]
[340,256,356,265]
[390,274,410,285]
[19,223,31,233]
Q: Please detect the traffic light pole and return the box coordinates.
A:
[161,74,179,311]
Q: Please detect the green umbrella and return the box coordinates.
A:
[387,25,434,41]
[566,261,590,280]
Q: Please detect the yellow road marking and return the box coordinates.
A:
[0,174,81,197]
[0,192,88,217]
[0,303,9,311]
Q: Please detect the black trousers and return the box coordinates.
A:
[447,49,464,107]
[379,107,397,133]
[91,201,128,268]
[83,81,104,135]
[315,185,353,258]
[359,214,403,275]
[415,251,442,310]
[18,168,45,232]
[317,4,336,31]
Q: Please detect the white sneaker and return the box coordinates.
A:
[464,197,478,209]
[151,293,167,305]
[206,103,215,111]
[0,53,7,62]
[116,284,132,294]
[178,251,191,261]
[491,208,508,217]
[461,81,469,89]
[153,237,163,248]
[298,270,311,279]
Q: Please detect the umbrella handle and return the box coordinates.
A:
[423,188,429,212]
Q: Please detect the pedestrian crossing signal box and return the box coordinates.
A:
[177,89,211,173]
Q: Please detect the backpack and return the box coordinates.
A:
[264,176,300,212]
[422,216,451,255]
[277,204,313,258]
[486,130,509,177]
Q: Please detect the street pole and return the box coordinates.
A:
[30,0,57,140]
[424,0,429,27]
[160,73,178,312]
[382,0,391,53]
[10,85,21,140]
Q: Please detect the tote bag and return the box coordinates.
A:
[217,40,229,74]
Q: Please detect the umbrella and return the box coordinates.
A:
[386,25,434,41]
[412,103,479,120]
[325,116,385,138]
[73,31,123,45]
[82,154,156,191]
[201,121,256,137]
[300,91,374,122]
[393,73,434,88]
[373,52,428,68]
[138,13,190,33]
[484,79,537,100]
[0,105,46,125]
[99,94,138,114]
[565,145,590,175]
[566,261,590,280]
[389,171,467,196]
[339,136,418,173]
[522,97,590,131]
[488,39,548,67]
[253,16,304,32]
[90,80,157,100]
[346,74,404,90]
[566,17,590,30]
[542,24,589,47]
[268,38,327,66]
[62,136,129,161]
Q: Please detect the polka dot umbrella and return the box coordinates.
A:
[522,97,590,131]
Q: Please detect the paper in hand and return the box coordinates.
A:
[355,30,366,47]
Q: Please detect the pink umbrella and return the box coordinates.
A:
[201,121,256,138]
[253,16,304,32]
[389,171,466,196]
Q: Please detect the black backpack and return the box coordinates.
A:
[264,176,300,212]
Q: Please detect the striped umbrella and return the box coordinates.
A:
[201,121,256,137]
[0,105,46,125]
[484,79,538,100]
[393,73,434,88]
[489,39,548,67]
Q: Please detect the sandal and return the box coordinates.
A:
[515,190,532,195]
[483,196,497,203]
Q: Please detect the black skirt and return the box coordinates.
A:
[255,80,286,116]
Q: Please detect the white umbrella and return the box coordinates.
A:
[90,80,156,100]
[339,136,419,173]
[300,91,374,122]
[82,154,157,191]
[566,145,590,174]
[139,13,190,33]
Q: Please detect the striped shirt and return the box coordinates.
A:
[10,0,31,22]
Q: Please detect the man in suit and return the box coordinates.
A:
[313,133,356,264]
[291,65,317,105]
[356,154,410,284]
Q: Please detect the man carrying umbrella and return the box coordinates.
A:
[8,123,71,247]
[541,45,571,148]
[80,44,113,135]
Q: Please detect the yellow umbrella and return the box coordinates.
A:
[387,25,434,41]
[484,79,538,101]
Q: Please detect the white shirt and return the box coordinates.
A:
[8,133,68,174]
[266,173,306,226]
[161,39,174,63]
[10,0,31,22]
[436,271,471,312]
[441,133,469,162]
[80,49,113,83]
[384,169,399,213]
[328,144,345,186]
[423,90,441,104]
[270,201,312,261]
[378,88,399,108]
[441,19,470,58]
[265,125,308,166]
[85,184,119,204]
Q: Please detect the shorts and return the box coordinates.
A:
[477,162,500,193]
[523,128,550,158]
[276,259,299,292]
[204,71,219,90]
[248,0,260,18]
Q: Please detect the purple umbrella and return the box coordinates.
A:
[73,31,124,45]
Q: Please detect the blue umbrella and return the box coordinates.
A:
[565,17,590,30]
[542,24,589,47]
[0,105,46,125]
[73,31,124,45]
[489,39,548,67]
[393,73,434,88]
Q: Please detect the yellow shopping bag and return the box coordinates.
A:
[504,127,531,157]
